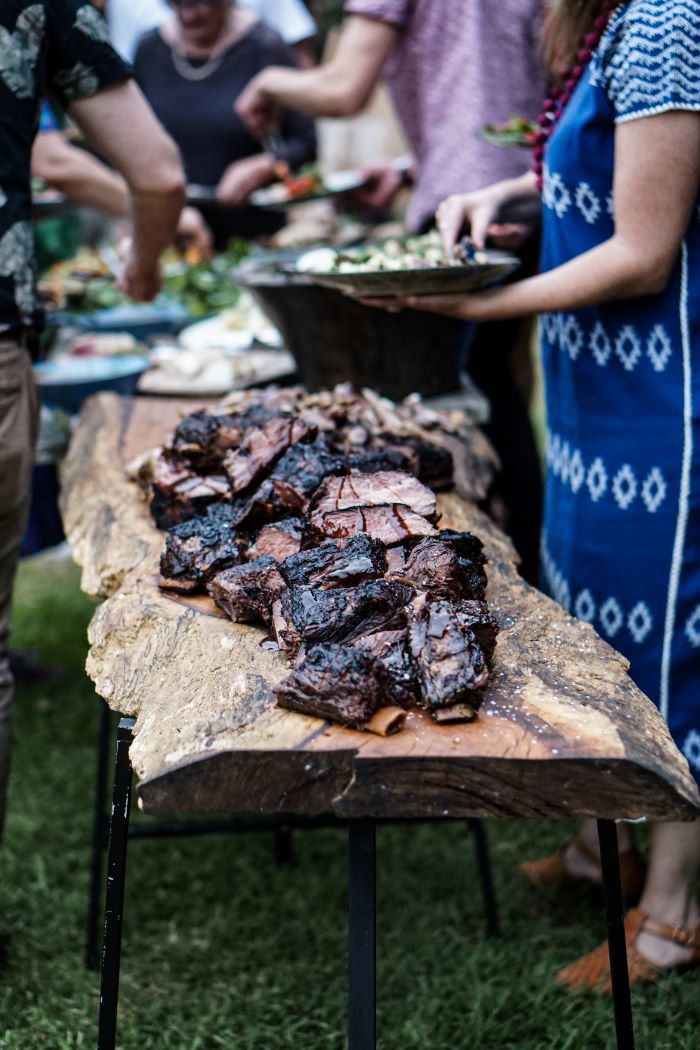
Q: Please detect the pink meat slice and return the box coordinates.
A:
[309,470,437,521]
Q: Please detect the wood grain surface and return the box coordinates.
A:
[61,393,700,821]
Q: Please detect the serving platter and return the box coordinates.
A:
[294,246,520,298]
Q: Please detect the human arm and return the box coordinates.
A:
[235,15,398,137]
[31,131,129,216]
[68,80,186,300]
[369,113,700,321]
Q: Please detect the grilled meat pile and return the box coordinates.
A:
[137,386,499,733]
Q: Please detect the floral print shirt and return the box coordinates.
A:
[0,1,129,332]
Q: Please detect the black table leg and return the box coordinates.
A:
[98,717,135,1050]
[274,826,295,866]
[86,698,112,971]
[348,820,376,1050]
[597,819,635,1050]
[468,819,501,938]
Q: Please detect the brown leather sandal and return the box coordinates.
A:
[518,836,646,902]
[556,908,700,994]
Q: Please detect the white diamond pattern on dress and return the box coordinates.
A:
[549,171,571,218]
[615,325,643,371]
[587,457,608,502]
[685,606,700,647]
[646,324,673,372]
[575,182,602,224]
[574,588,596,623]
[684,731,700,772]
[541,312,561,347]
[612,464,638,510]
[540,537,572,612]
[590,321,612,366]
[569,449,585,493]
[627,601,653,643]
[600,597,624,638]
[561,314,584,359]
[641,467,667,513]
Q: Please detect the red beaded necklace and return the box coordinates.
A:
[533,0,618,192]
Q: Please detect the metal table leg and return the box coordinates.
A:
[98,718,135,1050]
[348,820,376,1050]
[468,819,501,938]
[274,825,295,866]
[86,698,112,971]
[597,819,635,1050]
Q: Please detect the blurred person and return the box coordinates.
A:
[236,1,547,582]
[107,0,317,64]
[33,101,213,256]
[0,0,185,839]
[134,0,317,249]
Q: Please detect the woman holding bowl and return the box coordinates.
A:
[365,0,700,989]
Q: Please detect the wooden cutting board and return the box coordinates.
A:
[60,393,700,821]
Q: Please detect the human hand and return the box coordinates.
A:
[118,253,162,302]
[436,185,513,254]
[176,206,214,259]
[235,72,282,140]
[216,154,276,207]
[353,162,405,209]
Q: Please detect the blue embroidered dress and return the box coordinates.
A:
[540,0,700,785]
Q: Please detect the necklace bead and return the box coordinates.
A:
[534,1,618,191]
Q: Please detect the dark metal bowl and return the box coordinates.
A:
[236,253,468,400]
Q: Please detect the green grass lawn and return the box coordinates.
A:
[1,555,698,1049]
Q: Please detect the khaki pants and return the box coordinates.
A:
[0,340,39,839]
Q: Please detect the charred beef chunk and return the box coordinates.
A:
[305,504,438,548]
[388,536,486,601]
[376,434,454,489]
[309,471,437,522]
[352,629,419,707]
[269,438,347,500]
[172,411,246,469]
[408,597,490,713]
[274,580,414,656]
[151,473,231,529]
[279,534,387,590]
[435,530,488,599]
[247,519,304,563]
[274,644,389,727]
[456,600,500,664]
[160,511,245,593]
[208,556,285,625]
[223,415,316,494]
[340,446,413,475]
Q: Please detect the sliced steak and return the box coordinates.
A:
[376,434,454,489]
[159,508,245,593]
[274,644,389,727]
[309,471,437,521]
[408,597,490,714]
[247,519,304,563]
[388,536,485,601]
[275,580,414,656]
[279,534,387,590]
[306,504,438,547]
[352,629,419,708]
[385,546,407,572]
[151,473,231,530]
[172,411,246,469]
[208,556,285,625]
[223,415,316,493]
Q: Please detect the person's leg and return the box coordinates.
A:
[0,340,40,841]
[635,821,700,966]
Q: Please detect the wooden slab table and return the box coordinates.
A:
[62,393,700,1050]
